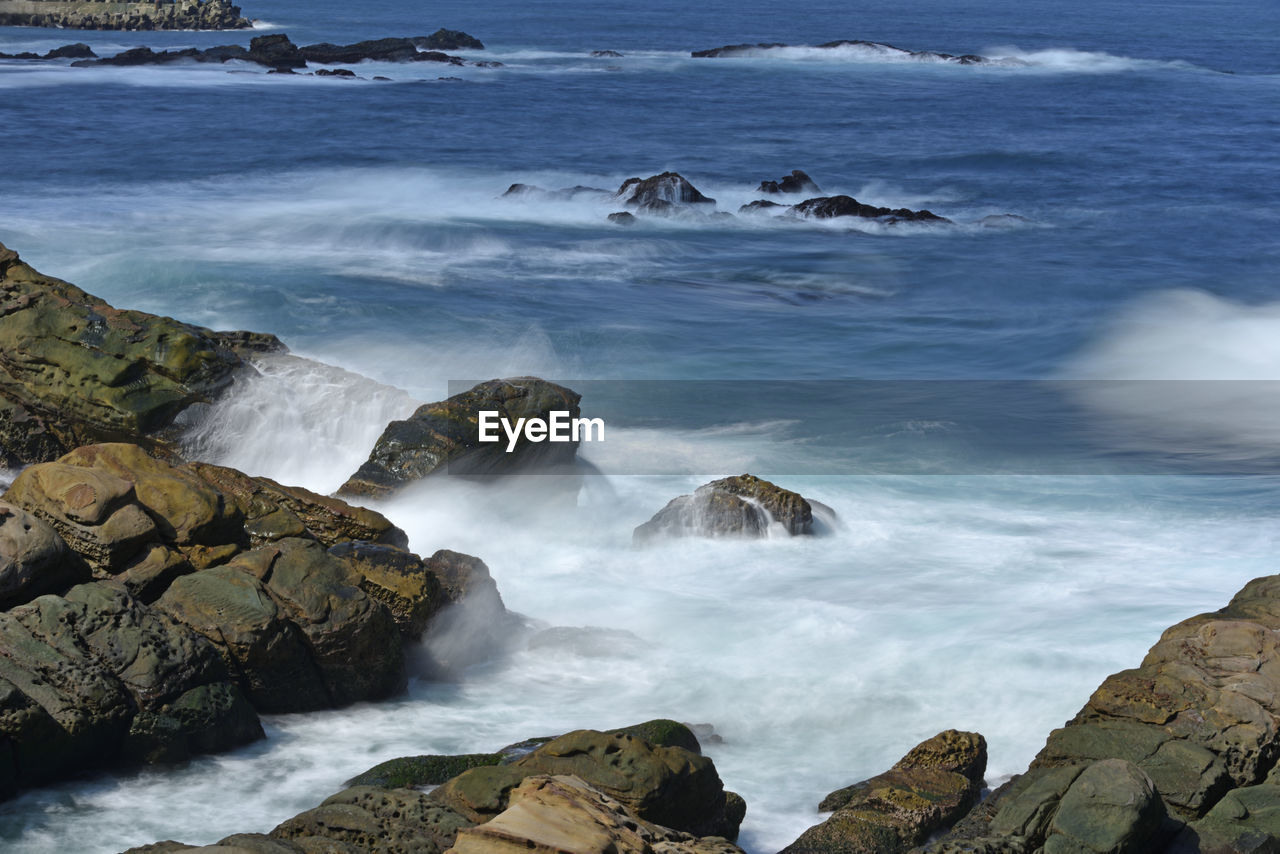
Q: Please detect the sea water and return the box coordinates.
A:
[1,0,1279,850]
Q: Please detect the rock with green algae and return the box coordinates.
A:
[430,728,743,840]
[633,473,819,542]
[270,785,475,853]
[339,376,583,498]
[780,729,986,854]
[0,241,282,466]
[0,498,88,609]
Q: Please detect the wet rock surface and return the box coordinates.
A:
[634,474,819,541]
[0,0,250,30]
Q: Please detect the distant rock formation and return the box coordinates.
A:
[634,474,823,542]
[692,39,989,64]
[0,0,250,31]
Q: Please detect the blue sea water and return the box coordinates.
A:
[1,0,1280,851]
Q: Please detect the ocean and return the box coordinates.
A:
[1,0,1279,850]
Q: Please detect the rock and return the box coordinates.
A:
[116,545,193,603]
[249,34,305,69]
[300,38,428,65]
[339,377,583,498]
[759,170,821,195]
[189,460,407,549]
[504,184,610,201]
[1042,759,1166,854]
[0,499,88,609]
[788,195,950,224]
[419,550,525,678]
[616,172,715,210]
[0,580,261,796]
[0,0,251,30]
[633,474,818,542]
[314,68,357,78]
[781,730,986,854]
[327,541,444,639]
[738,200,786,214]
[156,537,404,712]
[0,241,283,465]
[449,775,746,854]
[591,49,624,57]
[346,753,506,788]
[432,729,742,839]
[1172,781,1280,853]
[271,785,475,853]
[608,211,638,226]
[44,43,96,59]
[413,29,485,51]
[691,40,989,64]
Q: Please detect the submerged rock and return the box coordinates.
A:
[591,49,624,57]
[759,169,822,195]
[788,195,950,224]
[608,211,638,225]
[633,474,820,542]
[616,172,716,211]
[0,241,283,465]
[782,730,987,854]
[339,377,584,498]
[691,40,989,64]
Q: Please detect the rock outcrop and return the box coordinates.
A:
[924,572,1280,853]
[759,169,821,195]
[634,474,821,542]
[126,723,744,854]
[691,40,989,64]
[781,730,987,854]
[0,241,283,466]
[788,195,950,224]
[414,28,485,51]
[0,0,250,30]
[340,377,584,498]
[615,172,716,213]
[0,42,95,59]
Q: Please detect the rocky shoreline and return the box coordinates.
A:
[1,242,1279,852]
[0,0,249,31]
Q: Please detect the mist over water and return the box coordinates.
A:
[1,0,1279,850]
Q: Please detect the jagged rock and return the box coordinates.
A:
[0,241,283,465]
[413,29,485,50]
[327,541,444,639]
[759,170,821,195]
[340,377,583,498]
[156,537,403,712]
[0,0,250,31]
[608,211,638,225]
[0,499,87,609]
[782,730,986,854]
[633,474,818,542]
[432,729,742,839]
[788,196,950,224]
[616,172,715,210]
[271,785,475,853]
[925,573,1280,853]
[449,775,746,854]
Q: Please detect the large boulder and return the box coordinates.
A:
[781,730,986,854]
[3,443,408,595]
[431,729,742,840]
[0,580,260,797]
[270,785,475,854]
[633,474,817,542]
[340,377,583,498]
[0,241,282,466]
[156,537,404,712]
[449,775,745,854]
